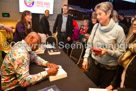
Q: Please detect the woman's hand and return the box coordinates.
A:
[67,37,71,41]
[82,61,88,71]
[106,85,113,91]
[47,68,58,76]
[85,34,90,39]
[82,38,87,42]
[101,49,108,55]
[92,47,108,56]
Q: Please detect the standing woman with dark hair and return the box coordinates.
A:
[82,2,126,88]
[14,10,33,42]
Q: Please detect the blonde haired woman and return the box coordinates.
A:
[107,19,136,91]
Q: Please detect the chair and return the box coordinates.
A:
[38,33,46,43]
[70,42,84,65]
[45,36,58,47]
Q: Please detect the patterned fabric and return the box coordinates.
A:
[0,40,48,91]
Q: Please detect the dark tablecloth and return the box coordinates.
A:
[27,49,96,91]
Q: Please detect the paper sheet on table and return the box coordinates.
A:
[45,65,67,81]
[88,88,107,91]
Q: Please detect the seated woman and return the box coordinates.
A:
[79,19,91,57]
[79,19,91,44]
[13,10,33,42]
[106,19,136,91]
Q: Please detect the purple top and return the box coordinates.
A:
[13,23,31,42]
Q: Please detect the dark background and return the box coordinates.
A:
[68,0,136,10]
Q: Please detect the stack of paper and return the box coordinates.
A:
[48,49,61,55]
[45,65,67,81]
[34,46,45,54]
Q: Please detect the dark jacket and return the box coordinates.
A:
[119,18,128,27]
[39,16,51,36]
[111,58,136,91]
[53,14,73,38]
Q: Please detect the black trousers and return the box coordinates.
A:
[58,32,70,54]
[85,57,117,88]
[58,32,67,44]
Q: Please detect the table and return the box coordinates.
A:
[27,49,96,91]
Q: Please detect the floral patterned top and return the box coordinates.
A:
[1,40,48,91]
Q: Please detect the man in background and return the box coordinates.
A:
[39,10,52,37]
[118,13,129,35]
[53,4,73,53]
[118,13,128,27]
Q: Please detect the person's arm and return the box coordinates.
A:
[83,24,98,62]
[0,24,3,29]
[106,66,124,91]
[53,14,59,34]
[107,26,126,57]
[66,16,73,41]
[42,18,49,34]
[30,52,48,66]
[12,51,48,87]
[0,24,14,32]
[30,52,59,69]
[110,66,124,89]
[82,24,98,70]
[16,23,26,39]
[44,19,51,36]
[67,16,73,38]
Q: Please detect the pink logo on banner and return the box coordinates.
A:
[24,0,34,7]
